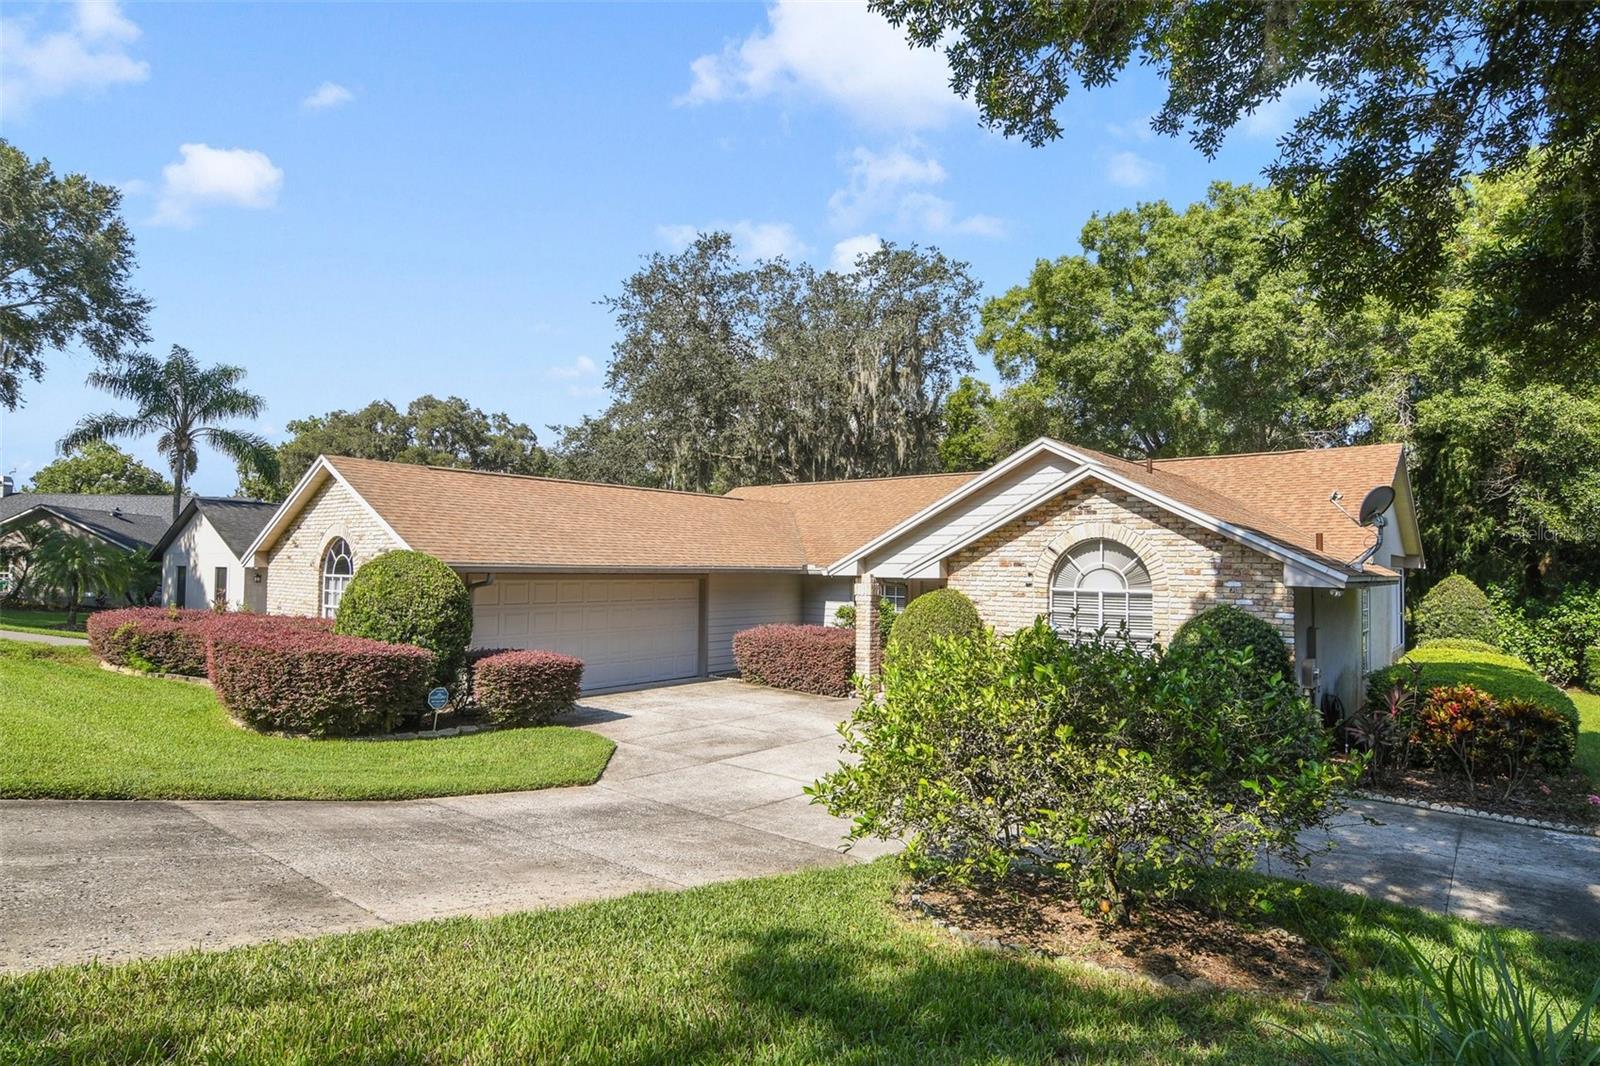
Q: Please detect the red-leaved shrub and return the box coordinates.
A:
[471,649,585,726]
[87,608,333,677]
[208,628,434,737]
[732,624,855,697]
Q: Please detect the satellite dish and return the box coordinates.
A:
[1357,485,1395,526]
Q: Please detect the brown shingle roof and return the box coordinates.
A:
[1152,443,1405,566]
[328,456,809,570]
[725,472,978,568]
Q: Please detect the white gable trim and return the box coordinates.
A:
[242,456,411,565]
[828,437,1352,587]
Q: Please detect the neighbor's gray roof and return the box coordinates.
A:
[149,497,278,559]
[0,492,182,525]
[0,500,176,552]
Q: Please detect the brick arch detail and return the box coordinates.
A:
[1031,521,1170,593]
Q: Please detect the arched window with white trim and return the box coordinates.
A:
[321,538,353,618]
[1050,538,1154,643]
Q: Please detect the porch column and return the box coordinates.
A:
[853,572,881,679]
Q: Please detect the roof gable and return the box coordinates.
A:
[0,502,172,552]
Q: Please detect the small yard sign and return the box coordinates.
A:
[427,687,450,711]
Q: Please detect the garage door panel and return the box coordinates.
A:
[474,576,700,690]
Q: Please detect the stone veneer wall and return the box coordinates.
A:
[945,481,1295,649]
[264,477,401,616]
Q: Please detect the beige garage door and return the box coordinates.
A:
[471,575,701,690]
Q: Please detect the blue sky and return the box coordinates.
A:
[1,1,1305,494]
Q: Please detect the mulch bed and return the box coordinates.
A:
[1362,767,1599,827]
[903,875,1333,1000]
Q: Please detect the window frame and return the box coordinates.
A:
[1049,538,1154,644]
[320,538,354,619]
[881,581,909,611]
[213,566,228,607]
[174,565,187,609]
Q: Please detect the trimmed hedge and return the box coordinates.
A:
[1169,604,1293,700]
[334,551,473,685]
[1367,641,1579,735]
[733,624,855,697]
[209,628,434,737]
[87,608,330,677]
[886,588,982,663]
[1587,646,1600,694]
[1414,574,1498,646]
[471,650,585,726]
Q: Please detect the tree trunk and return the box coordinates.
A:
[172,460,186,523]
[65,578,80,627]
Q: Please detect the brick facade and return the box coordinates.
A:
[264,477,401,616]
[945,481,1295,650]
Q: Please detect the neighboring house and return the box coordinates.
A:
[149,497,278,612]
[244,439,1421,707]
[0,488,182,603]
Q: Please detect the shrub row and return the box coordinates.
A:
[733,624,855,697]
[87,608,332,677]
[86,607,431,737]
[209,628,434,737]
[471,649,584,726]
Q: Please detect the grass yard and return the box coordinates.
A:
[0,640,615,800]
[2,862,1596,1065]
[0,607,88,638]
[1574,686,1600,787]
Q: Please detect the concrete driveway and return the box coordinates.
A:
[4,678,1596,973]
[1,680,891,973]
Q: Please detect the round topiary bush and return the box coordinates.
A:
[1168,604,1293,700]
[886,588,983,663]
[1414,574,1498,646]
[334,550,473,686]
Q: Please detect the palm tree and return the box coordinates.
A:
[0,520,52,605]
[61,345,278,522]
[31,530,132,625]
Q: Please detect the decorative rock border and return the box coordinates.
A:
[905,892,1333,1001]
[1354,789,1600,838]
[99,661,212,687]
[355,721,502,742]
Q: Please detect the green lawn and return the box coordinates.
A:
[2,862,1596,1065]
[0,640,615,800]
[1573,686,1600,787]
[0,607,88,638]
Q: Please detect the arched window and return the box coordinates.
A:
[1050,538,1154,643]
[321,538,353,618]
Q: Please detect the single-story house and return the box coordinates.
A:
[243,438,1421,710]
[0,490,183,603]
[149,497,279,612]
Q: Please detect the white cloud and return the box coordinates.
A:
[1105,150,1157,189]
[656,220,809,262]
[153,144,284,228]
[567,384,607,399]
[1104,114,1155,143]
[0,0,148,114]
[829,145,1003,238]
[546,355,598,380]
[830,233,882,272]
[1241,80,1321,140]
[302,81,354,111]
[678,0,970,131]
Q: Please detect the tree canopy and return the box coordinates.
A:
[958,172,1599,599]
[872,0,1600,373]
[0,139,151,410]
[62,345,276,522]
[554,232,980,493]
[28,442,172,495]
[243,394,550,502]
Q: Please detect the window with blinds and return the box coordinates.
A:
[1049,538,1154,644]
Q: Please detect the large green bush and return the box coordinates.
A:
[811,620,1349,923]
[1414,574,1498,646]
[334,551,473,686]
[885,588,982,663]
[1168,604,1293,703]
[1367,641,1579,736]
